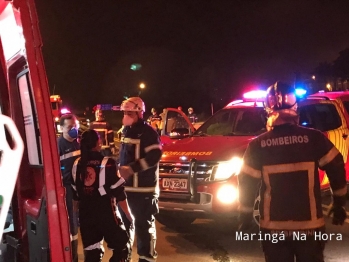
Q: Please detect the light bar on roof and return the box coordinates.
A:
[295,88,307,97]
[61,108,71,114]
[243,90,267,100]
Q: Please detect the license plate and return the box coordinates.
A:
[162,178,188,191]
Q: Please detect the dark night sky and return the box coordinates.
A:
[35,0,349,115]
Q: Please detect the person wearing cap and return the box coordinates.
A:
[118,97,162,262]
[238,81,347,262]
[90,109,116,156]
[187,107,198,123]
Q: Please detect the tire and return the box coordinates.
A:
[155,213,196,228]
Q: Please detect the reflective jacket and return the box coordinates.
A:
[119,119,162,197]
[71,152,126,204]
[187,113,198,123]
[239,123,346,231]
[90,121,115,149]
[147,114,162,130]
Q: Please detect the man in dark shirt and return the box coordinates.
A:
[57,114,80,262]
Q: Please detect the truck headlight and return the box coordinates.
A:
[54,117,59,122]
[217,185,238,204]
[214,157,243,180]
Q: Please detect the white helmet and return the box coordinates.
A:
[120,97,145,112]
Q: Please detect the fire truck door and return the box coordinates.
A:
[159,108,195,145]
[7,60,50,261]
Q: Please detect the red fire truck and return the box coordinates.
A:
[157,91,349,227]
[0,1,71,261]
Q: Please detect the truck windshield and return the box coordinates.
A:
[194,108,267,136]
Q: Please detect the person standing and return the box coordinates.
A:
[57,114,80,262]
[147,108,162,132]
[187,107,198,123]
[238,81,347,262]
[72,130,133,262]
[90,109,116,156]
[118,97,163,262]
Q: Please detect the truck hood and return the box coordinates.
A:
[161,135,255,162]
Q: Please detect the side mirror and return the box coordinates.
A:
[169,128,190,139]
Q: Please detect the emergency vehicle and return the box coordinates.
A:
[50,95,62,123]
[0,1,72,261]
[157,90,349,227]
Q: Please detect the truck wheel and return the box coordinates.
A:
[253,195,260,226]
[155,213,196,228]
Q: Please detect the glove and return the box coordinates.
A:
[328,195,347,225]
[238,212,255,231]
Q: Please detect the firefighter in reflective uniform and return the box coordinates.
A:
[187,107,198,123]
[118,97,162,262]
[90,109,116,156]
[147,108,162,132]
[238,82,347,262]
[57,114,80,262]
[72,130,133,262]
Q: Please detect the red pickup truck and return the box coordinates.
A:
[156,91,349,227]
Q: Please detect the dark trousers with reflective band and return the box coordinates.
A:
[65,184,79,262]
[262,237,325,262]
[79,205,130,262]
[127,195,159,261]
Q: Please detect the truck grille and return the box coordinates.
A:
[159,161,216,181]
[159,160,219,202]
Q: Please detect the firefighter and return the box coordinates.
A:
[72,129,133,262]
[238,81,347,262]
[187,107,198,123]
[90,109,116,156]
[147,108,162,131]
[118,97,162,262]
[57,114,80,262]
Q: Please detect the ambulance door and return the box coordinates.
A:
[160,108,195,145]
[298,99,349,189]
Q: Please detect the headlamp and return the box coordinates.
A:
[214,157,243,180]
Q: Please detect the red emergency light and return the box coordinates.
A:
[243,90,267,100]
[60,108,71,115]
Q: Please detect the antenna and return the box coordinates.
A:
[52,84,56,95]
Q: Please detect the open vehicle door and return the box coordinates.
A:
[0,1,72,261]
[160,108,195,146]
[298,98,349,189]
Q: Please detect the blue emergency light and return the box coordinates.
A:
[295,88,307,97]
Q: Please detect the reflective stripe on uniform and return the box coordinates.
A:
[84,241,103,251]
[144,144,162,153]
[71,234,78,241]
[139,158,149,170]
[261,162,324,230]
[121,137,141,144]
[319,146,339,167]
[241,164,261,179]
[60,150,81,161]
[333,186,347,196]
[98,157,109,196]
[110,177,125,189]
[72,157,81,183]
[125,186,157,193]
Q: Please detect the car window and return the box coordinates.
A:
[299,103,341,132]
[195,108,267,136]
